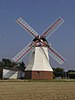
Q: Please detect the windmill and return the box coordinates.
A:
[12,17,65,79]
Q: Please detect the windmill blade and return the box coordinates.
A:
[41,17,64,38]
[16,17,39,38]
[48,46,65,65]
[12,41,35,62]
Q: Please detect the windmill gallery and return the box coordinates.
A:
[4,17,65,80]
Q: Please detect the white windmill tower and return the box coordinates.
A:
[12,17,65,79]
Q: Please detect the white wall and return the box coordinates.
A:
[3,69,25,79]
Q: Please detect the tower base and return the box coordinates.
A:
[25,71,53,80]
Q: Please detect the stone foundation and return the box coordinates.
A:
[25,71,53,80]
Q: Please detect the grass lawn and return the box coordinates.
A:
[0,80,75,100]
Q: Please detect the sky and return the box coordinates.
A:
[0,0,75,71]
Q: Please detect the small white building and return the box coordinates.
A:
[3,68,25,79]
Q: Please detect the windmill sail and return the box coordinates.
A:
[48,46,65,65]
[41,17,64,38]
[16,17,39,37]
[13,16,65,65]
[12,41,34,62]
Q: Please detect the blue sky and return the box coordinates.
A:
[0,0,75,70]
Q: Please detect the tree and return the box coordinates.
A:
[0,61,3,67]
[0,58,26,71]
[53,67,64,78]
[17,62,25,71]
[0,58,17,68]
[2,58,13,68]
